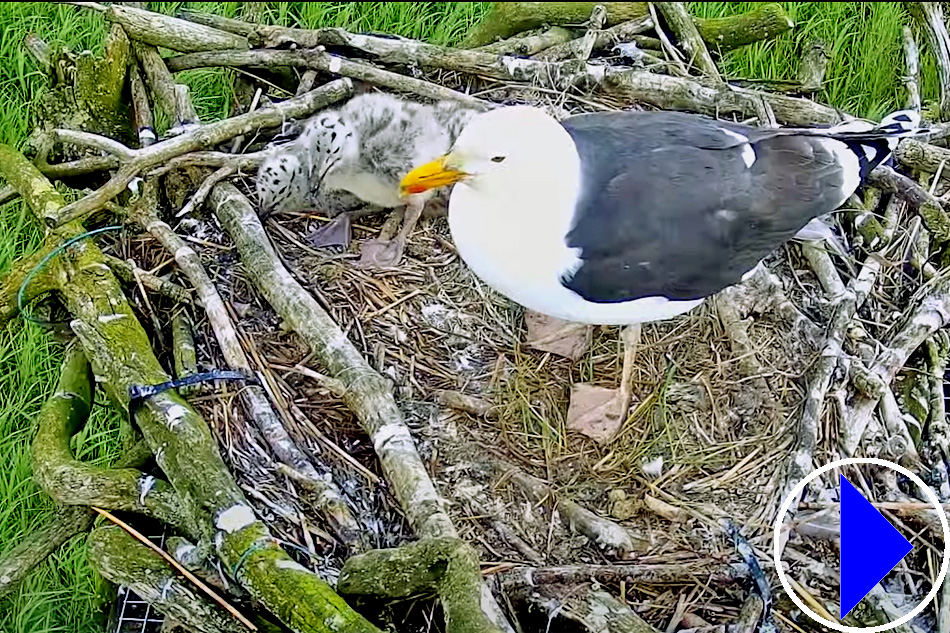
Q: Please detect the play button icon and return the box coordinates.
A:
[774,457,950,632]
[839,474,913,619]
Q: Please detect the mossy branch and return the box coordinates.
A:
[339,537,502,633]
[0,142,381,633]
[32,342,200,538]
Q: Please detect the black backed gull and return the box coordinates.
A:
[399,105,926,423]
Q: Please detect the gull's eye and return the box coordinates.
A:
[491,156,506,163]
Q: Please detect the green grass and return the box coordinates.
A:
[0,2,939,632]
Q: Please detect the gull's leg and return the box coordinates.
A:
[617,323,642,423]
[358,195,426,268]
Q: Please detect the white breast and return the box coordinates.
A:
[447,155,704,326]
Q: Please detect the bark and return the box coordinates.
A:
[208,183,515,633]
[0,143,381,633]
[166,48,491,111]
[460,2,792,52]
[47,78,354,228]
[31,342,198,537]
[171,309,198,392]
[87,525,250,633]
[339,537,502,633]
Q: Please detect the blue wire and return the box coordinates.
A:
[17,225,124,326]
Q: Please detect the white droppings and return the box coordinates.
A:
[215,504,256,533]
[641,455,664,479]
[328,56,342,73]
[276,559,309,572]
[715,209,737,223]
[166,404,187,430]
[373,422,412,453]
[139,129,156,142]
[139,475,156,505]
[146,220,171,233]
[740,144,756,167]
[98,314,127,323]
[160,578,173,600]
[53,391,79,400]
[128,177,143,196]
[174,542,197,562]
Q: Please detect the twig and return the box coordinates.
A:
[101,253,193,304]
[167,48,491,111]
[493,562,749,586]
[842,269,950,454]
[903,26,922,113]
[497,460,643,557]
[176,165,235,217]
[436,389,494,417]
[532,17,654,61]
[48,78,353,228]
[654,2,723,83]
[130,63,156,147]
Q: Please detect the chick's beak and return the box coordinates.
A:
[400,155,466,197]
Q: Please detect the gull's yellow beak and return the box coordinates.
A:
[400,155,466,197]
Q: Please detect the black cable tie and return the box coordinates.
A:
[128,370,259,415]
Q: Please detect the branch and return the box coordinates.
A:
[894,138,950,178]
[0,143,381,633]
[655,2,722,82]
[903,26,922,112]
[0,505,93,600]
[221,27,840,126]
[87,525,250,633]
[905,2,950,118]
[868,165,950,242]
[48,78,353,228]
[0,241,59,325]
[339,537,502,633]
[101,253,193,305]
[458,2,792,51]
[166,48,491,111]
[129,182,365,553]
[478,26,574,56]
[497,461,643,557]
[88,3,249,53]
[31,342,199,537]
[208,182,515,633]
[494,562,749,587]
[531,16,654,62]
[842,270,950,455]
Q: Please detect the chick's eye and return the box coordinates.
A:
[490,156,506,163]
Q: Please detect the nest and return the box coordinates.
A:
[5,3,950,633]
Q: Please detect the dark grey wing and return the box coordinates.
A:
[559,111,855,303]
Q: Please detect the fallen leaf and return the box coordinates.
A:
[566,383,623,444]
[524,310,592,361]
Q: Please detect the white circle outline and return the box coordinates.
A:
[772,457,950,632]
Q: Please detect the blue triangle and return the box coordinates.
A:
[839,474,913,619]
